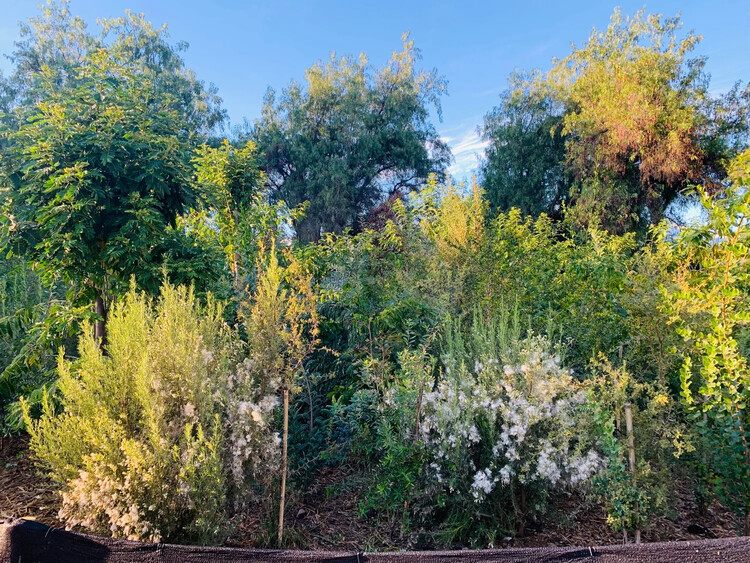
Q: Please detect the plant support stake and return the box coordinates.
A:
[625,402,641,543]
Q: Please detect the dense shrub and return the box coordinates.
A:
[421,316,603,544]
[584,356,689,537]
[23,283,245,543]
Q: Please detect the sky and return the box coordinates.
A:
[0,0,748,181]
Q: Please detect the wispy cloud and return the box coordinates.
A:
[443,125,488,182]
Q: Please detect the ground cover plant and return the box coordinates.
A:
[1,1,750,549]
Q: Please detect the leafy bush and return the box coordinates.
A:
[22,283,240,543]
[669,150,750,533]
[584,357,689,536]
[356,349,433,535]
[0,258,79,433]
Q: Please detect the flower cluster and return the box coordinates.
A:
[421,335,603,505]
[226,358,281,496]
[60,459,160,542]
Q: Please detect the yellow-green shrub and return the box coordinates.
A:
[22,283,236,543]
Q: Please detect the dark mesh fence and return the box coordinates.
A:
[3,518,750,562]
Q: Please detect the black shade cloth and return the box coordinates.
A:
[2,519,749,562]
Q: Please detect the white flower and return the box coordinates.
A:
[536,444,561,484]
[182,402,196,418]
[568,450,603,485]
[201,349,214,364]
[471,468,497,500]
[468,425,480,443]
[500,465,513,485]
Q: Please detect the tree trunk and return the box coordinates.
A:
[517,484,527,536]
[278,387,290,546]
[295,215,322,245]
[94,291,107,347]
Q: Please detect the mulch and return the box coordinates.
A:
[0,436,743,551]
[0,437,61,529]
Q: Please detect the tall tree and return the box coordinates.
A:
[480,72,570,218]
[549,8,707,233]
[1,49,198,342]
[6,1,224,133]
[252,34,451,243]
[0,2,226,341]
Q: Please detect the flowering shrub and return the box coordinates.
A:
[226,357,281,504]
[419,319,603,543]
[22,283,248,543]
[348,312,607,545]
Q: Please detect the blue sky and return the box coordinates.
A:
[1,1,748,180]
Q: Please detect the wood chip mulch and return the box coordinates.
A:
[1,436,744,551]
[0,436,62,528]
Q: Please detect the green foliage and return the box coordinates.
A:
[22,283,236,543]
[668,149,750,529]
[243,242,320,544]
[0,259,51,430]
[303,177,704,545]
[245,243,320,396]
[193,139,280,291]
[3,47,195,295]
[584,357,689,534]
[252,34,450,242]
[480,71,570,218]
[476,208,635,371]
[357,349,433,535]
[7,1,224,131]
[4,2,750,550]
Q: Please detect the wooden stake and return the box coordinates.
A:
[278,387,289,546]
[625,402,641,544]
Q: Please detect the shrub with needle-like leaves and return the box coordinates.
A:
[22,282,237,543]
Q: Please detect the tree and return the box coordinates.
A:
[480,72,570,218]
[6,1,224,133]
[698,81,750,188]
[548,9,706,233]
[252,34,450,243]
[1,48,198,342]
[245,244,319,545]
[1,2,227,342]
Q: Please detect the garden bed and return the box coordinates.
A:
[1,437,742,552]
